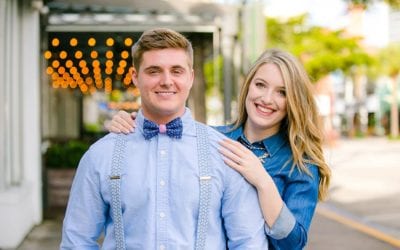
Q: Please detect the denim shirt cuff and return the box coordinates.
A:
[264,203,296,239]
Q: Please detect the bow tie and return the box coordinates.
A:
[143,117,183,140]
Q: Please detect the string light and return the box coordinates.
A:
[124,38,133,47]
[45,34,140,106]
[88,37,96,47]
[106,37,114,46]
[70,38,78,47]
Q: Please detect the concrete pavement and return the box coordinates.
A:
[12,137,400,249]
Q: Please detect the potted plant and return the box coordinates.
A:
[44,139,89,208]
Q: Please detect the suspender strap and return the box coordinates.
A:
[195,123,212,250]
[109,134,127,250]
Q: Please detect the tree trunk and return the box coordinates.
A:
[390,75,399,137]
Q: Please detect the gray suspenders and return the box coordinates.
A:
[109,134,127,250]
[194,123,212,250]
[109,123,211,250]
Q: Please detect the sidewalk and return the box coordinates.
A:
[14,137,400,249]
[307,136,400,249]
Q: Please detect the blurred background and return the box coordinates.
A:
[0,0,399,249]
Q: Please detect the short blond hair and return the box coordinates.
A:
[131,28,193,70]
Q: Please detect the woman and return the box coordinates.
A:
[108,48,331,249]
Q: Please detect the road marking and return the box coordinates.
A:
[317,204,400,248]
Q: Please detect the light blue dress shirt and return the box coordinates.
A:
[61,108,269,250]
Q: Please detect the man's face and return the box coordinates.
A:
[132,48,194,124]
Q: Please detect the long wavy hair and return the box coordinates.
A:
[233,48,331,200]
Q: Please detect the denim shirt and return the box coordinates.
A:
[216,125,320,250]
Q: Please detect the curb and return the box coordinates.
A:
[316,203,400,248]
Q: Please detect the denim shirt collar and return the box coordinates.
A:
[229,125,287,157]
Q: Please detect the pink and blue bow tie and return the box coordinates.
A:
[143,117,183,140]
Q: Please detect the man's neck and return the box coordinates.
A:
[141,109,185,125]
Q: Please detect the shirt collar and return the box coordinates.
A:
[136,108,196,138]
[229,125,287,157]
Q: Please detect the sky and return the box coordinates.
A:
[263,0,390,47]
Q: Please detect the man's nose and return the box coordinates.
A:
[160,72,173,86]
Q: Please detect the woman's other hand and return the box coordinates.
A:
[107,110,137,134]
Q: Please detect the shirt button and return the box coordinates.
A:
[160,212,165,218]
[160,180,165,186]
[160,245,166,250]
[160,150,166,155]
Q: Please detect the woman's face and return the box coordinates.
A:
[245,63,287,137]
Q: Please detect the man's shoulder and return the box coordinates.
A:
[88,133,132,154]
[195,122,227,141]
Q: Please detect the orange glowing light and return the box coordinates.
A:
[70,38,78,47]
[79,60,87,68]
[44,51,52,59]
[117,67,124,75]
[124,38,133,47]
[105,68,113,75]
[106,38,114,46]
[93,68,101,74]
[106,51,113,59]
[51,38,60,47]
[105,60,113,68]
[123,77,131,85]
[80,84,88,93]
[121,51,129,59]
[46,67,54,75]
[82,67,89,75]
[65,60,73,68]
[70,67,78,74]
[119,60,127,68]
[88,37,96,47]
[58,66,66,74]
[92,60,100,68]
[52,60,60,68]
[59,51,67,59]
[90,51,98,59]
[75,50,83,59]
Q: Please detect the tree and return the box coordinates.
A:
[266,15,373,82]
[378,44,400,137]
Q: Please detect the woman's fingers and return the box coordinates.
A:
[109,111,134,134]
[219,139,250,157]
[218,146,243,166]
[221,155,244,173]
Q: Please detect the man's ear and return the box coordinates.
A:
[131,67,138,87]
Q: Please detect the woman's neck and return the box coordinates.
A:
[243,122,279,144]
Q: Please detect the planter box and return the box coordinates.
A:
[46,169,76,207]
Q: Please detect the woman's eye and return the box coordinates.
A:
[255,82,265,87]
[278,90,286,96]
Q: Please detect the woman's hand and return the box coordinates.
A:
[218,139,270,190]
[107,110,137,134]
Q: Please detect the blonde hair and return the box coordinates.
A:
[131,28,193,70]
[233,48,331,200]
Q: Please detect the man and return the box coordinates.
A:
[61,28,268,249]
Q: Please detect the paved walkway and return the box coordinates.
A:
[11,137,400,249]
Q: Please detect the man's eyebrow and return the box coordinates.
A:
[171,65,186,70]
[143,66,161,71]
